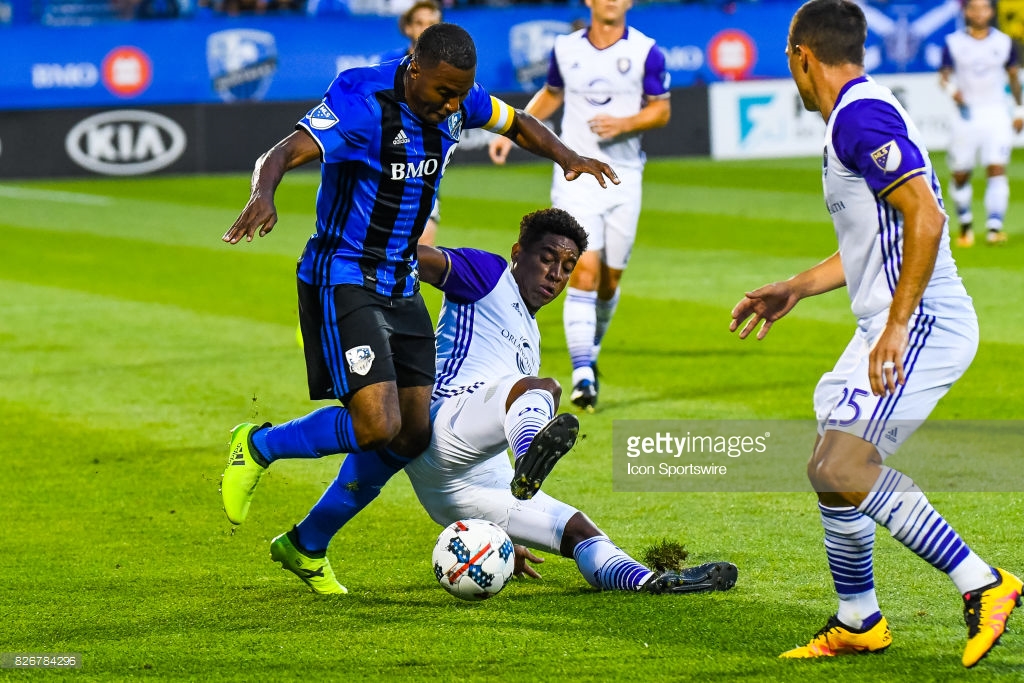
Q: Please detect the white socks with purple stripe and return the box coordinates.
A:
[504,389,555,461]
[857,466,995,595]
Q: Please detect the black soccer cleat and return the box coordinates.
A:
[510,413,580,500]
[642,561,738,594]
[570,379,597,413]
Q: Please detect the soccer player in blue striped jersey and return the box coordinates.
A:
[219,23,618,595]
[730,0,1020,667]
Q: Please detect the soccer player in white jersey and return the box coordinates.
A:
[731,0,1020,667]
[939,0,1023,246]
[406,208,737,594]
[488,0,671,412]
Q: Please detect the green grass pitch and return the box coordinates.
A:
[2,155,1023,681]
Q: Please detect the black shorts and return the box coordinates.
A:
[298,278,435,404]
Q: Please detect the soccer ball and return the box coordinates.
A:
[431,519,515,601]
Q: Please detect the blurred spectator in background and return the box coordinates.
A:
[940,0,1022,246]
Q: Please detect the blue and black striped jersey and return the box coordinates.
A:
[296,57,516,298]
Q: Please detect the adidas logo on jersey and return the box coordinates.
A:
[885,427,899,443]
[392,129,410,145]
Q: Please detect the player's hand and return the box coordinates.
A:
[489,135,514,165]
[223,193,278,244]
[513,545,544,579]
[868,321,908,397]
[1014,116,1024,134]
[729,282,801,340]
[561,154,619,188]
[588,114,625,140]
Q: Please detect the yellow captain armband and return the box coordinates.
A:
[483,96,516,135]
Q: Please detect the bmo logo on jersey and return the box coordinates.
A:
[390,158,439,180]
[65,110,186,176]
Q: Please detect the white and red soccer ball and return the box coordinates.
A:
[432,519,515,600]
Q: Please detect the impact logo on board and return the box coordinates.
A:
[65,110,186,176]
[102,47,152,98]
[206,29,278,102]
[509,20,573,91]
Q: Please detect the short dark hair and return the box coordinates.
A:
[790,0,866,67]
[518,208,588,255]
[414,23,476,71]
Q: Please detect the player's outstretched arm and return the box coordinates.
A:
[503,110,619,188]
[488,87,563,165]
[223,131,321,244]
[730,251,845,340]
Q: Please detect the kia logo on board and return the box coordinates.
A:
[65,110,186,176]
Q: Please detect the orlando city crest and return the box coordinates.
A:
[207,29,278,103]
[617,57,631,74]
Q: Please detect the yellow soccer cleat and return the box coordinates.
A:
[985,229,1009,245]
[270,530,347,595]
[220,422,270,525]
[780,614,892,658]
[962,567,1022,668]
[956,231,975,248]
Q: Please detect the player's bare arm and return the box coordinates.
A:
[502,110,619,188]
[488,87,563,164]
[868,176,944,397]
[1008,64,1024,133]
[938,66,965,106]
[730,251,845,340]
[589,97,671,140]
[223,130,321,244]
[415,244,449,286]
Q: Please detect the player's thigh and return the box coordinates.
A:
[602,194,642,271]
[817,313,978,459]
[437,375,525,456]
[388,291,436,391]
[413,454,578,555]
[552,169,608,254]
[298,280,397,402]
[947,117,981,173]
[979,112,1013,168]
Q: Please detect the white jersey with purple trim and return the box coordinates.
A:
[433,249,541,400]
[547,27,670,170]
[824,76,973,323]
[942,28,1018,109]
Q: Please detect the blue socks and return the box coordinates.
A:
[293,448,412,554]
[252,406,359,463]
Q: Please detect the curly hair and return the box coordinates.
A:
[518,208,588,255]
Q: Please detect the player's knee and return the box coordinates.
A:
[352,411,402,452]
[536,378,562,406]
[390,420,432,458]
[807,450,856,494]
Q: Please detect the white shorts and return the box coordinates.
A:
[948,105,1013,171]
[550,164,643,270]
[405,375,578,554]
[814,309,978,458]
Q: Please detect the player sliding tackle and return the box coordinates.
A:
[224,208,738,595]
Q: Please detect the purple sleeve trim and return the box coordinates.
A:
[437,248,508,303]
[643,45,670,96]
[832,98,927,197]
[546,49,564,90]
[1008,41,1020,69]
[940,43,953,69]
